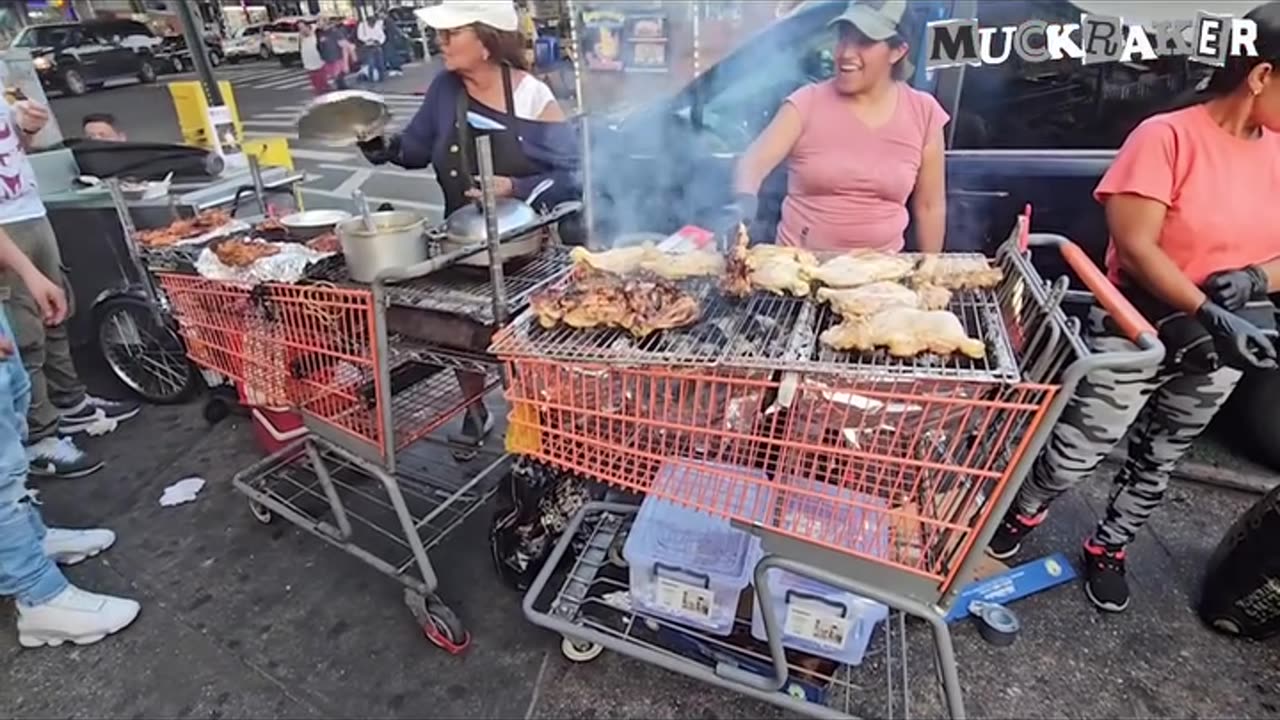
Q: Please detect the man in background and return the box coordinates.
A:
[357,12,387,84]
[81,113,126,142]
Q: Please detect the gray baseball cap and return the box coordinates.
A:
[829,0,907,41]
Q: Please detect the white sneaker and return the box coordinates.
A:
[16,585,140,648]
[43,527,116,566]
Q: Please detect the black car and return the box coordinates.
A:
[157,32,225,73]
[595,0,1280,467]
[386,7,437,58]
[12,21,159,96]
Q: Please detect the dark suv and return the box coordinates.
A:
[13,21,159,96]
[595,0,1279,467]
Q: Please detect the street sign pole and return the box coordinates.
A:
[176,0,244,168]
[176,0,222,107]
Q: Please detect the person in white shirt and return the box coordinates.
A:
[300,21,329,95]
[0,86,139,480]
[357,14,387,83]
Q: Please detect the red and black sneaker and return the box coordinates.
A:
[986,508,1046,560]
[1082,538,1130,613]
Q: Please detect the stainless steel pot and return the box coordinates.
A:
[336,210,429,283]
[441,179,553,267]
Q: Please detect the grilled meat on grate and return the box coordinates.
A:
[531,269,700,338]
[912,254,1004,290]
[820,306,986,359]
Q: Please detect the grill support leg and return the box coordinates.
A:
[372,464,440,595]
[927,611,966,720]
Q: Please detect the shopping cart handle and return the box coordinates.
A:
[1027,233,1158,347]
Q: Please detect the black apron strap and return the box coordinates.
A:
[501,63,516,120]
[454,87,475,194]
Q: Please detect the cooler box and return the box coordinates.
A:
[624,461,774,636]
[751,479,889,665]
[237,384,307,455]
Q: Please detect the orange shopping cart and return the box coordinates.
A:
[152,233,572,653]
[490,224,1164,718]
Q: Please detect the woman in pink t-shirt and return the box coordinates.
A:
[732,0,948,253]
[988,1,1280,615]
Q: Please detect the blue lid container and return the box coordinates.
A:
[623,461,775,635]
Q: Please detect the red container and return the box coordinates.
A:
[251,406,308,455]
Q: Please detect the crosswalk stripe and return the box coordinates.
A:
[290,148,359,162]
[256,76,310,89]
[246,112,300,120]
[243,119,297,128]
[245,130,298,139]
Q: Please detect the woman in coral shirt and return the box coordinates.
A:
[732,0,947,253]
[988,2,1280,614]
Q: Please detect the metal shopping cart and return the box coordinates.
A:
[490,227,1163,717]
[151,218,574,652]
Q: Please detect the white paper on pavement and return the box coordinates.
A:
[160,477,207,507]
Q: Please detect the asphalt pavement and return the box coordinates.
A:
[48,58,447,221]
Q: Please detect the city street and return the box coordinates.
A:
[47,58,448,218]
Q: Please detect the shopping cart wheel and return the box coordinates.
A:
[248,500,274,525]
[560,637,603,663]
[405,590,469,654]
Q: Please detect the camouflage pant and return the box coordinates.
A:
[1015,307,1241,548]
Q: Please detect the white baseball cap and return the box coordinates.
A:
[415,1,519,33]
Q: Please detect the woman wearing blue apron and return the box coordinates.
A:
[359,0,580,450]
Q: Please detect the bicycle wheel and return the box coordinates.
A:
[96,295,198,404]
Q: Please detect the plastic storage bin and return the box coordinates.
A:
[624,461,774,636]
[751,479,890,665]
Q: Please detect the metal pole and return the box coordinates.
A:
[176,0,223,107]
[475,135,510,326]
[564,0,593,244]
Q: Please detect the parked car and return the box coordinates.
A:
[223,23,272,62]
[386,6,434,59]
[594,0,1280,468]
[157,32,224,73]
[266,16,339,66]
[265,17,306,65]
[12,21,158,96]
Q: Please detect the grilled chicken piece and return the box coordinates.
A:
[810,251,916,288]
[818,281,953,317]
[746,245,818,296]
[532,270,700,337]
[912,254,1004,290]
[640,250,726,280]
[819,307,986,358]
[721,223,754,298]
[570,244,660,275]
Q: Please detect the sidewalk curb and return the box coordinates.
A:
[1103,455,1278,495]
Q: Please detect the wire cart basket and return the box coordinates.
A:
[152,219,574,652]
[491,229,1163,717]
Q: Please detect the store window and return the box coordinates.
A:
[951,0,1215,150]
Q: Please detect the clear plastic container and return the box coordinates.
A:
[750,479,890,665]
[623,461,774,636]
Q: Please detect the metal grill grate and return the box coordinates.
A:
[305,246,571,324]
[810,286,1021,383]
[492,280,814,368]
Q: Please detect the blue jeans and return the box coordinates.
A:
[0,308,66,606]
[363,44,385,83]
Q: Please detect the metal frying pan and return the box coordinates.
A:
[297,90,392,146]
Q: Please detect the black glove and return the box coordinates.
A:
[1196,300,1278,371]
[1205,266,1269,311]
[357,134,400,165]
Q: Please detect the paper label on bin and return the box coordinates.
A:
[784,602,851,651]
[655,578,714,620]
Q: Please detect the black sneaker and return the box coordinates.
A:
[1082,538,1130,612]
[26,437,104,479]
[986,508,1046,560]
[57,395,141,436]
